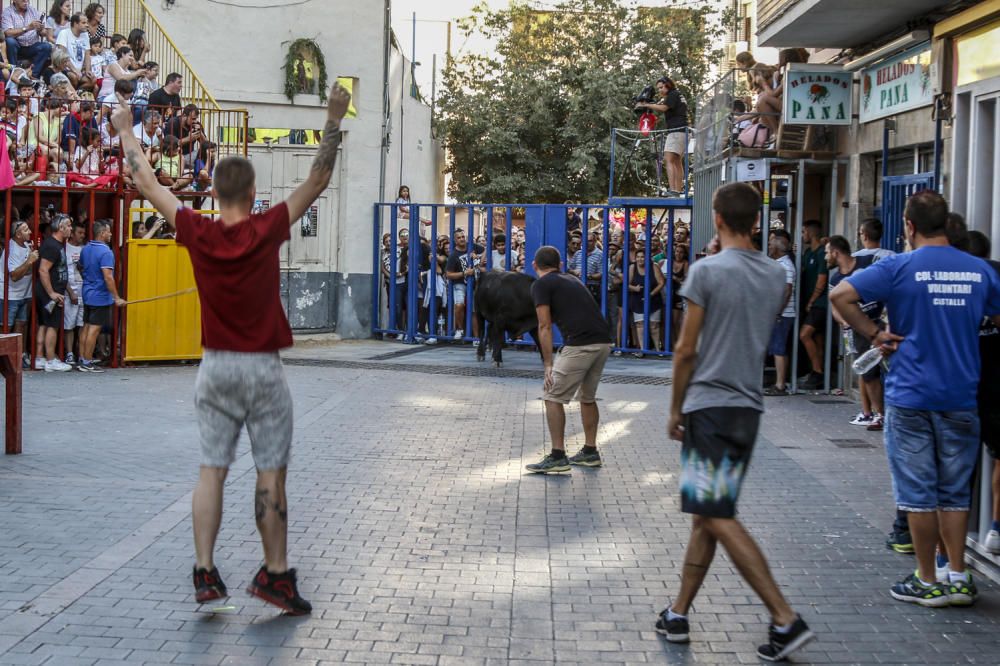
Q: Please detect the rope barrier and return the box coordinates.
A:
[122,287,198,306]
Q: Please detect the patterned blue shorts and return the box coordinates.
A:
[680,407,760,518]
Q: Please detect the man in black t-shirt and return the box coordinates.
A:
[148,72,183,118]
[444,228,484,339]
[34,215,75,372]
[526,246,613,474]
[636,76,689,196]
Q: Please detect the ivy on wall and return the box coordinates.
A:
[283,38,328,103]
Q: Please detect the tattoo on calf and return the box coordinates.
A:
[254,488,287,523]
[310,119,342,179]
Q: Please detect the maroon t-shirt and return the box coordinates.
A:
[174,203,293,352]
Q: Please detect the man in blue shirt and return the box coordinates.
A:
[831,191,1000,609]
[77,219,124,372]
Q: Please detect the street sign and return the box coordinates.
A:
[782,64,853,126]
[860,45,933,123]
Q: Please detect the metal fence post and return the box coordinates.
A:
[371,203,381,336]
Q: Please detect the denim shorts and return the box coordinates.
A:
[5,298,29,327]
[767,316,794,356]
[884,406,980,512]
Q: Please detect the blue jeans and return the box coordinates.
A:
[5,39,52,78]
[884,406,980,512]
[5,298,29,327]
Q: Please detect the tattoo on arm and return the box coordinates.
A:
[310,119,342,180]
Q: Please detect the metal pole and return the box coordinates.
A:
[407,203,420,342]
[621,208,630,351]
[823,161,838,392]
[447,206,456,335]
[665,208,674,351]
[378,0,391,207]
[791,161,805,393]
[372,204,381,335]
[932,102,943,192]
[642,209,651,353]
[466,205,474,340]
[608,128,617,201]
[429,205,439,338]
[388,205,398,333]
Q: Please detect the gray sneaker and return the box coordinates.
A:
[525,454,570,474]
[568,449,602,467]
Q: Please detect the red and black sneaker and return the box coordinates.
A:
[246,566,312,615]
[192,566,228,603]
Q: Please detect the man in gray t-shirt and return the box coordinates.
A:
[656,183,815,661]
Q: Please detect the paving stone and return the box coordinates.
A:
[0,347,997,665]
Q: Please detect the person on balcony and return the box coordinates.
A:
[2,0,53,78]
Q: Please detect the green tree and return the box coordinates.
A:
[439,0,725,203]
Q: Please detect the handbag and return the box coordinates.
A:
[739,122,770,148]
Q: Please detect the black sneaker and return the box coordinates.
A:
[525,454,570,474]
[568,449,602,467]
[889,571,950,608]
[193,566,228,603]
[756,615,815,662]
[654,608,689,643]
[246,566,312,615]
[885,529,914,554]
[799,373,823,390]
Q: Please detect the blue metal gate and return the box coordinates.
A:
[372,201,693,356]
[881,173,935,253]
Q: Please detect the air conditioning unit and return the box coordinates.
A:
[725,43,738,62]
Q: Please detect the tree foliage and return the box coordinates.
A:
[439,0,725,203]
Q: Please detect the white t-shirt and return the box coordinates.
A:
[56,28,90,72]
[100,121,119,150]
[65,241,84,289]
[133,123,160,148]
[3,240,32,300]
[491,250,508,271]
[89,50,107,78]
[73,145,100,174]
[45,16,69,41]
[777,254,796,318]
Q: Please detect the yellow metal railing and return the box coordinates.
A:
[113,0,221,110]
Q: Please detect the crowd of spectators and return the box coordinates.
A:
[380,203,693,354]
[0,1,213,190]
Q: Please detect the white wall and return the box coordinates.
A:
[150,0,443,332]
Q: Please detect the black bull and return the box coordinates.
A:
[474,271,542,367]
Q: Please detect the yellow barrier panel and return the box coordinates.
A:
[123,206,216,362]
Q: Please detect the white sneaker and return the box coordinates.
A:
[453,329,464,340]
[985,529,1000,553]
[33,358,45,370]
[849,412,874,426]
[44,359,73,372]
[936,563,950,584]
[424,337,438,345]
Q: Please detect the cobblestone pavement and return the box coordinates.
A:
[1,341,998,665]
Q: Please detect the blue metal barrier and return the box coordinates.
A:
[882,173,934,253]
[372,201,693,356]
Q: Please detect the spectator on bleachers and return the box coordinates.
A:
[569,228,604,301]
[126,28,147,67]
[68,125,103,180]
[34,95,62,163]
[55,13,91,89]
[132,107,161,164]
[629,246,666,354]
[3,219,38,368]
[130,60,156,124]
[95,46,145,104]
[165,103,201,169]
[61,98,96,160]
[44,0,71,42]
[148,72,182,118]
[83,3,105,41]
[48,72,79,111]
[86,34,103,78]
[156,134,192,191]
[193,139,214,190]
[15,75,37,113]
[2,0,53,77]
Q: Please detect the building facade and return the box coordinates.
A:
[152,0,444,335]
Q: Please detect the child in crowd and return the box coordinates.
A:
[194,140,215,190]
[157,135,192,191]
[131,61,157,124]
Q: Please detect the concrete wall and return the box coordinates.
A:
[151,0,443,335]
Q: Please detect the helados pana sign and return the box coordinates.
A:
[782,64,853,125]
[860,45,933,123]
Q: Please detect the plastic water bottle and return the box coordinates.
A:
[437,315,445,337]
[842,329,856,355]
[852,347,882,375]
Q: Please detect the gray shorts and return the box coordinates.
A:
[195,350,293,470]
